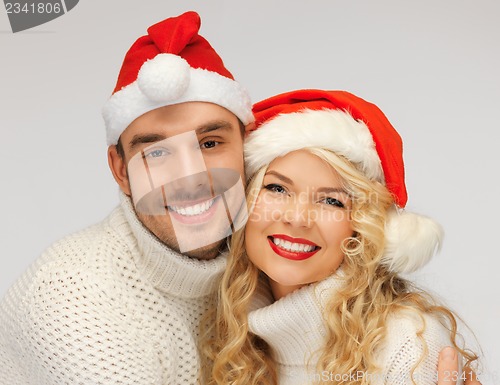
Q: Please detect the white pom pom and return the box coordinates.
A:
[137,54,191,102]
[382,208,444,273]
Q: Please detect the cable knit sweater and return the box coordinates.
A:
[248,274,457,385]
[0,194,226,385]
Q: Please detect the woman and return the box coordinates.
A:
[206,90,478,385]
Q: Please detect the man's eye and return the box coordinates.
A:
[321,197,345,208]
[201,140,218,149]
[264,183,287,194]
[144,149,168,158]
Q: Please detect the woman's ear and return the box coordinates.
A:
[108,145,131,196]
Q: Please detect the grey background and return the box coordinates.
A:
[1,0,498,380]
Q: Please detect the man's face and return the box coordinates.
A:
[109,102,245,260]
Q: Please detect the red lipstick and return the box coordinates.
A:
[267,234,320,261]
[272,234,318,246]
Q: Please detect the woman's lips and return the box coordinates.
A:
[267,235,320,261]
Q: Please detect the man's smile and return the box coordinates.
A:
[167,196,221,225]
[168,196,217,216]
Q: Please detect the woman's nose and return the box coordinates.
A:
[282,201,314,228]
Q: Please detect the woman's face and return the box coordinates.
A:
[245,150,354,299]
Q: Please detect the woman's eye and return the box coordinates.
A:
[264,184,287,194]
[321,197,345,208]
[201,140,218,149]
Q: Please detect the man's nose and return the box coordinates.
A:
[173,147,207,179]
[165,148,209,192]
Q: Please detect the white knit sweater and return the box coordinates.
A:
[248,274,457,385]
[0,194,226,385]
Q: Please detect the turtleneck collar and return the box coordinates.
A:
[248,273,345,367]
[109,191,227,299]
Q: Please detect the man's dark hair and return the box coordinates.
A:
[237,119,245,137]
[115,138,125,159]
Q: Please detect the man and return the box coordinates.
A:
[0,11,478,385]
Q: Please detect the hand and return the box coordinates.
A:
[437,347,481,385]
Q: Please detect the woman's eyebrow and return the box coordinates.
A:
[317,187,349,195]
[265,172,348,195]
[265,170,293,185]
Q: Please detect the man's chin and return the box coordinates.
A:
[134,208,229,260]
[170,214,232,256]
[181,239,227,260]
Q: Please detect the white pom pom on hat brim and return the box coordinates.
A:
[137,54,191,102]
[382,207,444,273]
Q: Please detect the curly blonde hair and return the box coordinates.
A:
[202,148,477,385]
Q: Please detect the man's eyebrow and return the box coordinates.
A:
[129,133,166,149]
[195,121,233,135]
[128,121,232,149]
[265,170,294,185]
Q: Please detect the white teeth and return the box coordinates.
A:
[272,237,316,253]
[170,198,215,216]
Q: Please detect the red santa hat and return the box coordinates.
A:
[246,89,443,273]
[102,11,253,145]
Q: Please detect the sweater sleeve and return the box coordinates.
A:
[0,225,165,385]
[0,235,62,385]
[373,311,460,385]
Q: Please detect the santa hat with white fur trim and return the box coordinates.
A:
[246,89,443,273]
[102,11,253,145]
